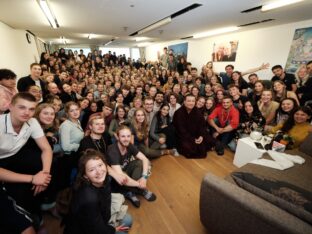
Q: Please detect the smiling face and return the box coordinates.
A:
[68,104,80,120]
[52,99,62,112]
[28,86,42,102]
[48,83,59,95]
[155,93,164,104]
[0,78,16,89]
[135,110,145,123]
[273,81,285,93]
[244,101,254,114]
[30,65,42,79]
[84,158,107,188]
[117,128,132,148]
[143,99,154,113]
[222,98,232,110]
[248,74,258,84]
[294,110,310,124]
[281,99,295,113]
[39,106,55,125]
[216,91,224,101]
[261,90,272,103]
[117,108,126,119]
[196,97,205,109]
[206,99,214,110]
[204,84,212,93]
[273,67,283,77]
[62,84,72,94]
[254,82,264,93]
[231,72,240,81]
[184,95,196,111]
[90,118,105,135]
[160,105,169,117]
[229,87,239,97]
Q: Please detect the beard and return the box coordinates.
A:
[119,140,130,148]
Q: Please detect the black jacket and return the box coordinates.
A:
[17,75,47,97]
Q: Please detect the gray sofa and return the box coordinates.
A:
[200,145,312,234]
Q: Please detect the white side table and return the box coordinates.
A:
[233,137,266,168]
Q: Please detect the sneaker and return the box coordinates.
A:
[215,141,224,156]
[172,148,180,157]
[125,192,140,208]
[139,189,157,202]
[41,202,56,211]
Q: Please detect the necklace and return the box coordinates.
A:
[221,109,230,123]
[91,136,107,153]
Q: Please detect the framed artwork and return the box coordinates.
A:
[168,42,188,60]
[212,40,239,62]
[285,27,312,73]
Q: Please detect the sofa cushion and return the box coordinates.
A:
[299,133,312,157]
[231,172,312,225]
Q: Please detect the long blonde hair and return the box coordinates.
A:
[131,108,148,141]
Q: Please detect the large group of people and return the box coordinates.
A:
[0,46,312,233]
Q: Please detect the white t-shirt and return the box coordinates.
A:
[0,113,44,159]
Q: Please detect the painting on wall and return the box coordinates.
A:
[168,42,188,60]
[211,40,239,62]
[285,26,312,73]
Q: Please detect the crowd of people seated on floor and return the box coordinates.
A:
[0,46,312,233]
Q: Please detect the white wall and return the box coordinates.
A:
[0,21,40,78]
[145,19,312,80]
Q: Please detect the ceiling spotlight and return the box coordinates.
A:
[37,0,59,28]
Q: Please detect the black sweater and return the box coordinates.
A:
[64,177,115,234]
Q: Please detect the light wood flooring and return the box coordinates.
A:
[45,149,237,234]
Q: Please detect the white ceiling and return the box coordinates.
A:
[1,0,312,47]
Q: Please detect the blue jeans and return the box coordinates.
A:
[116,213,133,234]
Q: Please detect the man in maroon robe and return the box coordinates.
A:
[173,94,220,158]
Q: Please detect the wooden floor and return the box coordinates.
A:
[45,149,237,234]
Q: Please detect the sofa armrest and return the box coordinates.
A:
[200,173,312,234]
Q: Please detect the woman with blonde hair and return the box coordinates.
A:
[272,80,299,105]
[295,64,309,88]
[130,108,171,158]
[257,90,279,125]
[59,101,84,189]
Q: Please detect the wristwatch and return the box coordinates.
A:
[142,174,149,179]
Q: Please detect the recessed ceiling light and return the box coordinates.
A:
[261,0,304,12]
[88,34,95,39]
[135,37,149,41]
[137,42,152,47]
[37,0,59,28]
[193,26,239,39]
